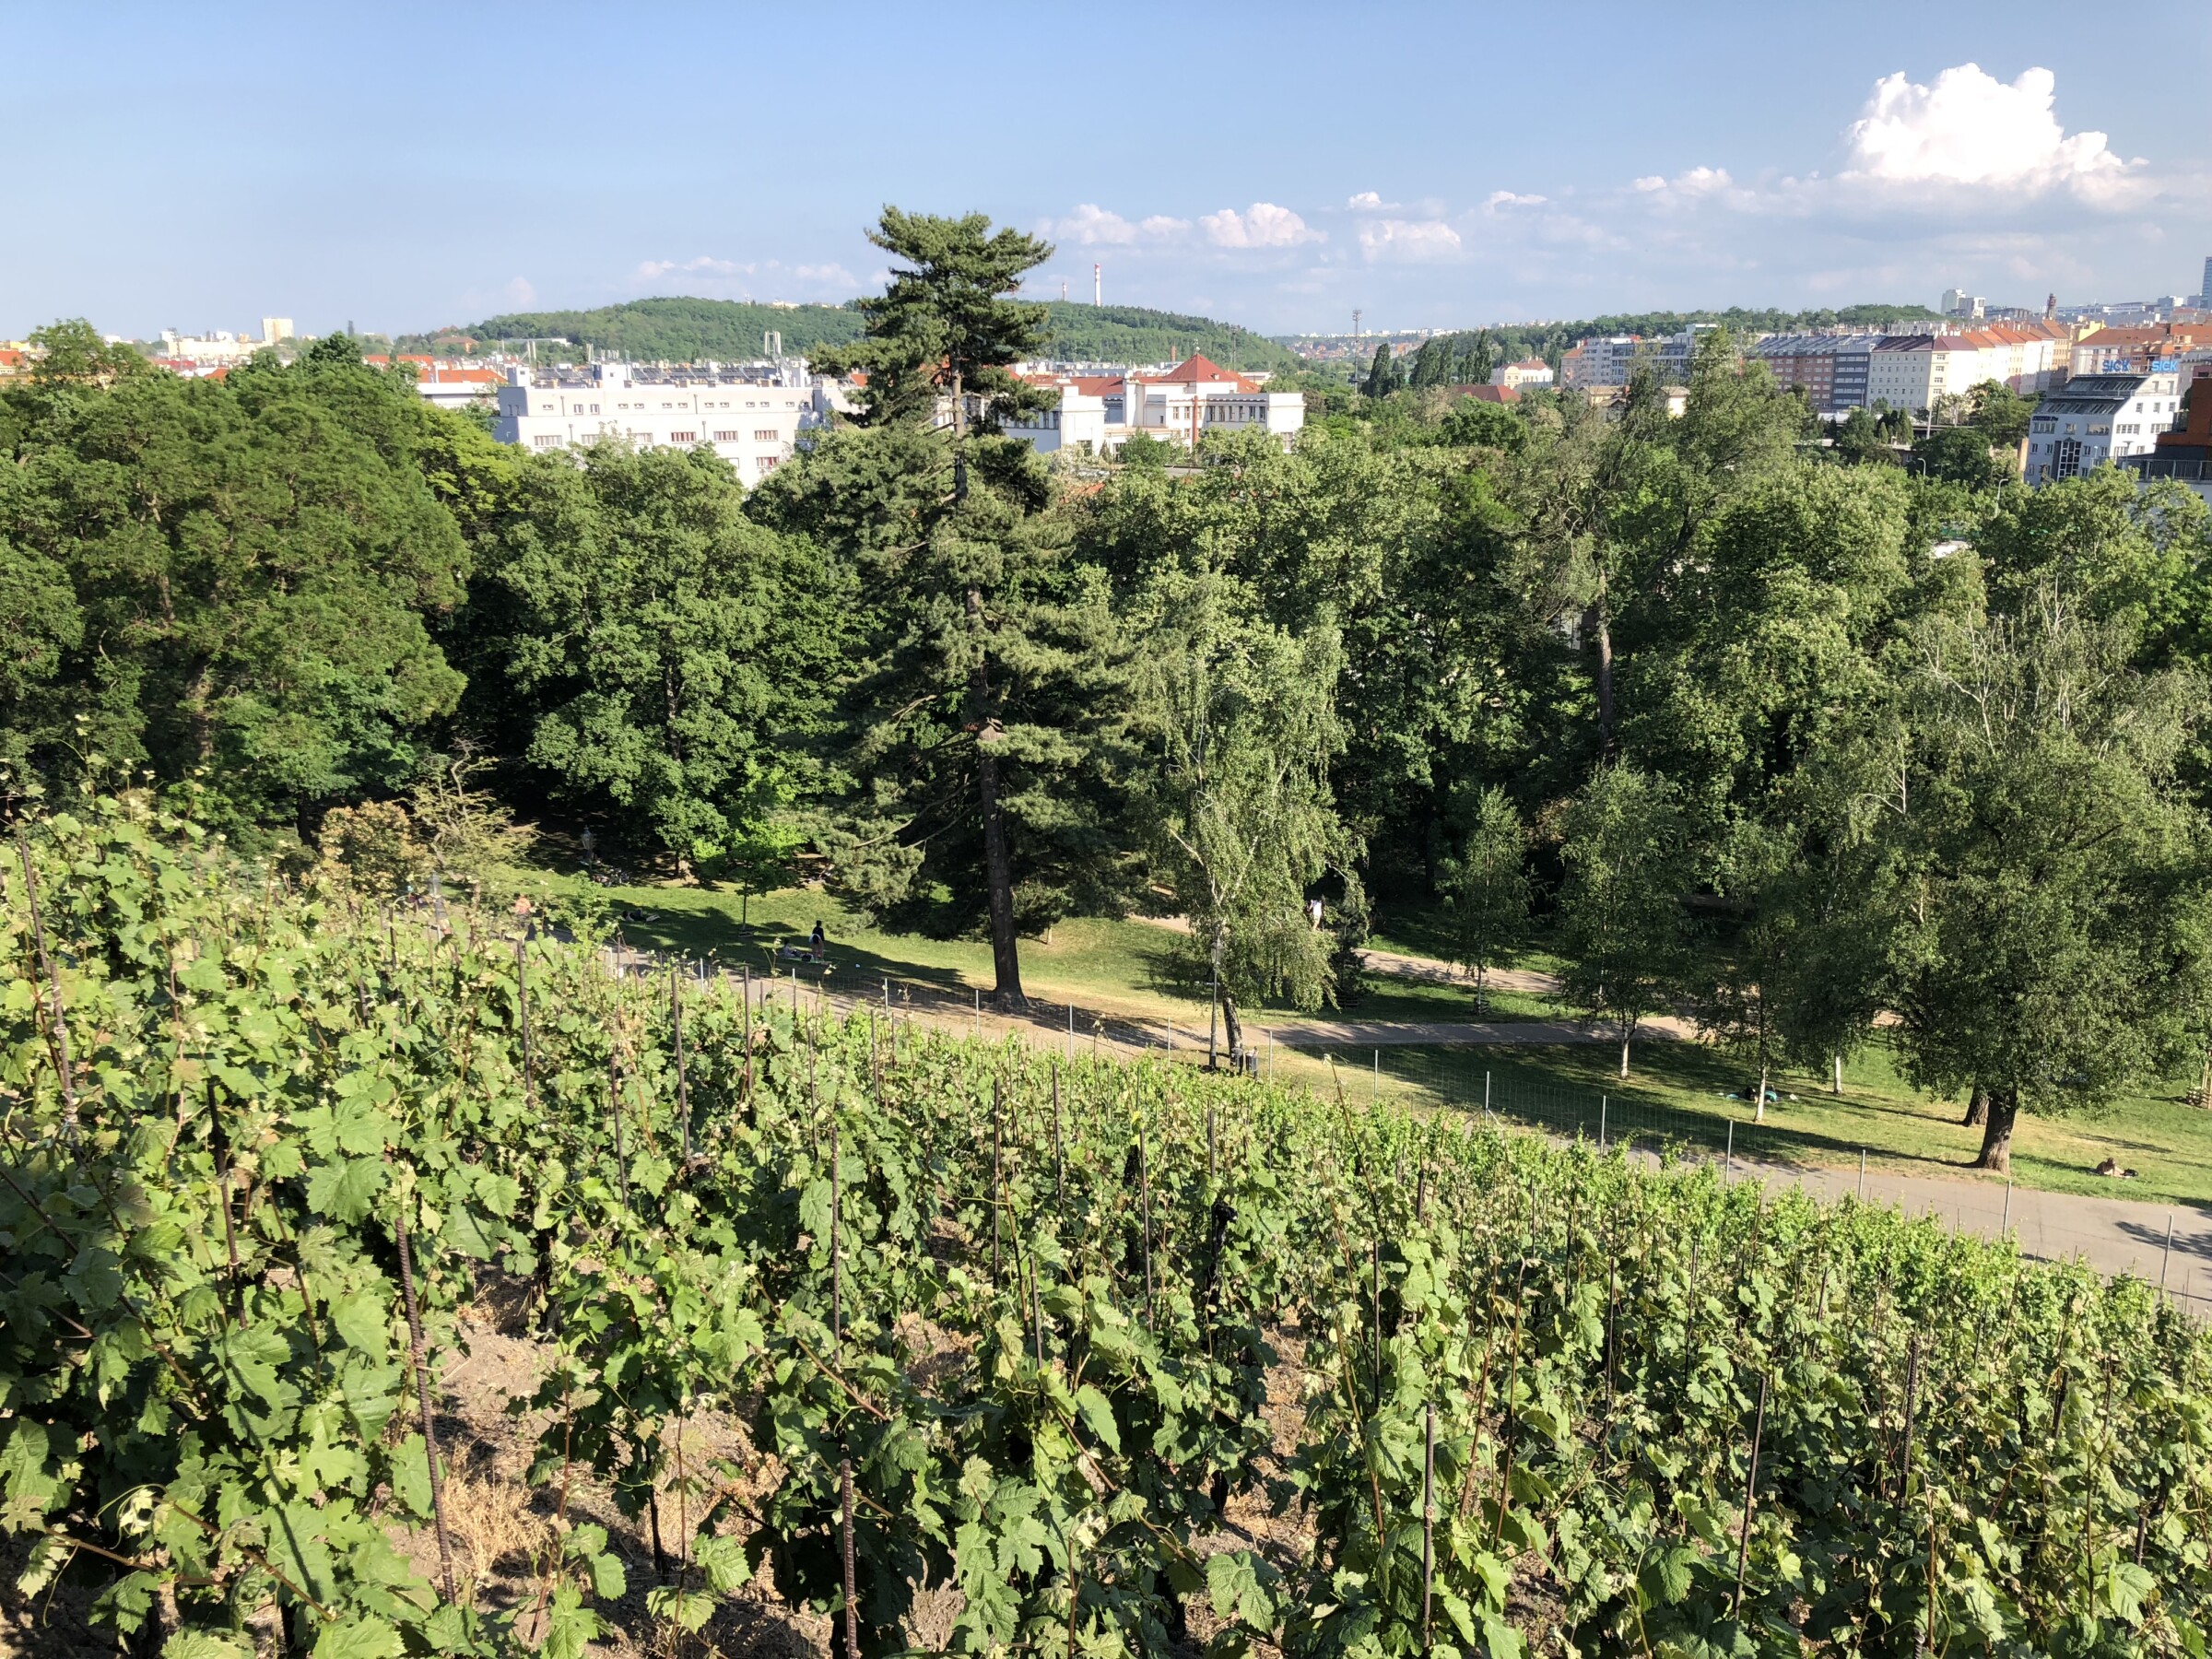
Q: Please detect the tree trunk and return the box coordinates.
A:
[1473,960,1488,1018]
[967,586,1024,1010]
[1220,989,1245,1066]
[2197,1041,2212,1109]
[1831,1053,1842,1097]
[1961,1084,1987,1128]
[1972,1087,2019,1174]
[1618,1025,1631,1079]
[1588,597,1616,759]
[1755,1053,1768,1124]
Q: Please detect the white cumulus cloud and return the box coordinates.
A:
[1040,206,1191,245]
[1483,190,1548,211]
[1358,218,1463,262]
[1347,190,1382,209]
[1842,65,2140,197]
[1200,203,1323,248]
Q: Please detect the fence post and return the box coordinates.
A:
[974,986,982,1038]
[1067,1001,1075,1059]
[2001,1174,2013,1239]
[1599,1095,1607,1150]
[1372,1049,1380,1105]
[1724,1121,1734,1184]
[2162,1213,2176,1298]
[1484,1070,1492,1127]
[1858,1147,1866,1199]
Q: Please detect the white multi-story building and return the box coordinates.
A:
[1558,328,1716,390]
[1492,358,1554,390]
[493,360,831,484]
[1004,355,1303,454]
[2025,371,2181,484]
[1866,324,2069,414]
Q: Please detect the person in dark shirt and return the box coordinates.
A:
[809,921,826,961]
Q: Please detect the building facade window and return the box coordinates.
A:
[713,429,739,442]
[669,430,697,443]
[758,456,781,473]
[754,429,777,441]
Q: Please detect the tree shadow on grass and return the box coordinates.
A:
[1369,1043,2003,1183]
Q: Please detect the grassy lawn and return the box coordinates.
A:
[556,875,2211,1208]
[576,877,1576,1030]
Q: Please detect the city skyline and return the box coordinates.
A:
[4,0,2209,339]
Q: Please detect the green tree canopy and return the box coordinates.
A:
[1129,564,1348,1062]
[810,208,1054,430]
[0,338,469,828]
[450,441,849,867]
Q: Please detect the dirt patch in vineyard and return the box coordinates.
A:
[376,1277,830,1659]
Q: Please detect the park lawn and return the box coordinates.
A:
[567,876,2209,1208]
[1294,1037,2212,1210]
[583,877,1573,1029]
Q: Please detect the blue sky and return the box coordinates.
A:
[5,1,2208,338]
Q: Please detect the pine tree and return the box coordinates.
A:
[758,210,1124,1008]
[1363,343,1397,400]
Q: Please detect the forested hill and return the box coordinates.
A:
[401,297,866,360]
[1031,301,1302,371]
[402,295,1302,371]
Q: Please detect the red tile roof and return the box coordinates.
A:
[1158,353,1257,391]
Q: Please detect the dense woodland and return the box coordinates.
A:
[6,212,2212,1175]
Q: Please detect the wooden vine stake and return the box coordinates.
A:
[1895,1332,1921,1500]
[514,935,535,1110]
[1051,1061,1065,1210]
[1421,1401,1437,1651]
[1732,1370,1770,1618]
[393,1186,458,1606]
[742,964,755,1098]
[669,965,692,1162]
[840,1456,859,1659]
[608,1053,634,1211]
[830,1105,860,1659]
[992,1077,1005,1285]
[16,834,80,1148]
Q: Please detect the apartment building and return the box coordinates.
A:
[2025,371,2181,484]
[1866,324,2069,414]
[1005,354,1303,454]
[1748,335,1877,413]
[1558,328,1712,390]
[2069,323,2212,376]
[493,360,828,484]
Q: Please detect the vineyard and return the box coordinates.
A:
[5,795,2211,1659]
